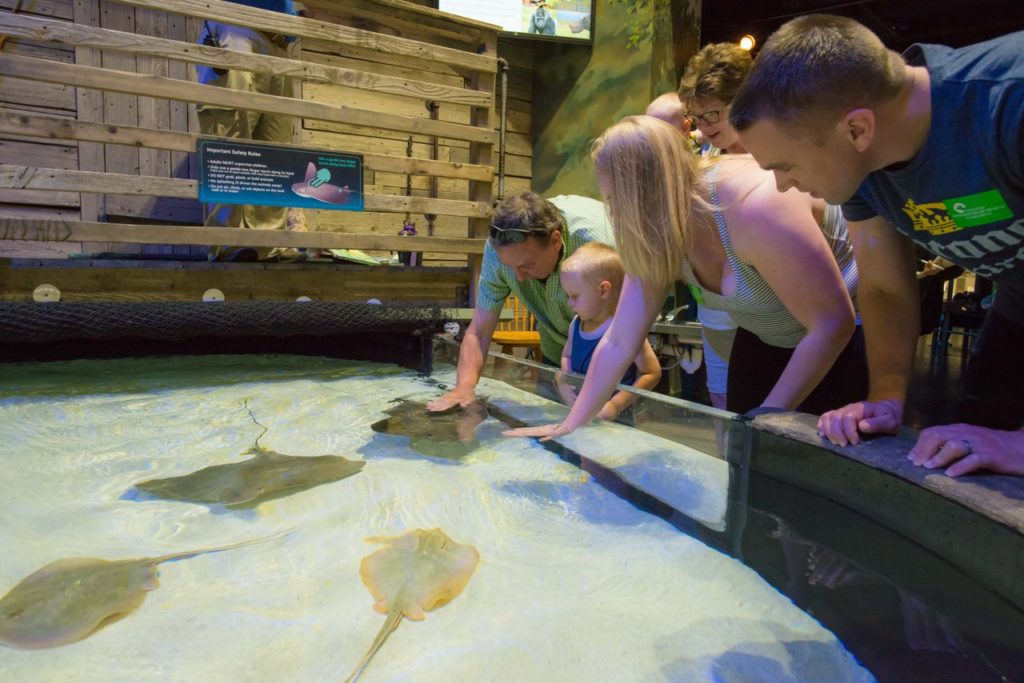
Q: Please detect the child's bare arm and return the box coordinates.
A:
[599,338,661,420]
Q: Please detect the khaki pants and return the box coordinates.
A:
[197,24,304,260]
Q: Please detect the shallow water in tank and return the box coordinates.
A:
[0,355,871,682]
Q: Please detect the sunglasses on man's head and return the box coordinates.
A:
[489,224,545,246]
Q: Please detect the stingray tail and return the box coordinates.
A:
[344,608,403,683]
[151,528,293,564]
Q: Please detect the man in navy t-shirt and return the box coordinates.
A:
[729,14,1024,476]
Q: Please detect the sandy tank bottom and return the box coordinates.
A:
[0,355,874,682]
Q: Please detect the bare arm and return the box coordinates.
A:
[850,217,919,404]
[817,217,919,444]
[599,338,662,419]
[503,275,667,438]
[561,275,668,431]
[556,326,578,407]
[733,189,856,410]
[427,306,501,411]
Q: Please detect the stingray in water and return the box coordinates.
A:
[370,399,488,460]
[345,528,480,683]
[0,532,287,650]
[134,407,365,508]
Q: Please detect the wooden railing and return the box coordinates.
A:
[0,0,498,300]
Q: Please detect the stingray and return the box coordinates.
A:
[369,399,488,460]
[135,446,365,509]
[134,407,365,508]
[0,532,287,650]
[345,528,480,683]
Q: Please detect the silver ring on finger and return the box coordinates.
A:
[961,439,973,456]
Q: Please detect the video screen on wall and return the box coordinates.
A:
[438,1,593,42]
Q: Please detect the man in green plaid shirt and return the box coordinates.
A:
[428,191,615,411]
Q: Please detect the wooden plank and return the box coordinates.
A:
[0,263,471,303]
[503,153,531,178]
[0,138,77,169]
[0,77,75,110]
[0,188,80,206]
[102,195,201,223]
[496,38,535,69]
[0,13,493,108]
[303,0,479,48]
[467,33,496,306]
[304,118,469,152]
[115,0,497,74]
[0,53,496,144]
[73,0,105,223]
[302,39,465,82]
[165,12,191,179]
[100,0,139,186]
[504,131,532,157]
[0,164,491,217]
[3,37,74,62]
[304,0,495,37]
[363,193,488,218]
[0,111,495,182]
[504,107,531,136]
[0,217,488,253]
[304,43,466,88]
[0,203,79,221]
[0,165,192,195]
[0,0,72,20]
[133,7,171,180]
[0,239,86,258]
[302,82,472,127]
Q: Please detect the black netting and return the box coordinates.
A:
[0,302,449,368]
[0,302,446,343]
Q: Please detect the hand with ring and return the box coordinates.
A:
[907,423,1024,477]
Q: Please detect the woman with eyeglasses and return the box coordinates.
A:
[504,115,868,440]
[680,42,753,156]
[427,191,616,413]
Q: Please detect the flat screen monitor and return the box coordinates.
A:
[437,1,593,43]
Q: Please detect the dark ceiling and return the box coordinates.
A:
[701,0,1024,53]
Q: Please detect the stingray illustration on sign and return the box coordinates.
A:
[292,162,353,205]
[198,139,363,211]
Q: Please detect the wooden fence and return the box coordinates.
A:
[0,0,499,303]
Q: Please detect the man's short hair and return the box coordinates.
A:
[729,14,906,132]
[678,42,753,106]
[490,191,564,238]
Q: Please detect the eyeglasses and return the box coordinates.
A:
[686,109,723,127]
[489,224,545,246]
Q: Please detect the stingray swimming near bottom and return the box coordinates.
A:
[369,399,489,460]
[345,528,480,683]
[134,406,365,508]
[0,532,287,650]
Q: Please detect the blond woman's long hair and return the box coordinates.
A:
[591,115,713,288]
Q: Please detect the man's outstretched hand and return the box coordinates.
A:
[427,387,477,413]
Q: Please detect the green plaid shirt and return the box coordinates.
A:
[477,195,616,362]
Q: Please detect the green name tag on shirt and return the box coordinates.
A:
[943,189,1013,229]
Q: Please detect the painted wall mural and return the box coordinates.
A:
[531,0,700,198]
